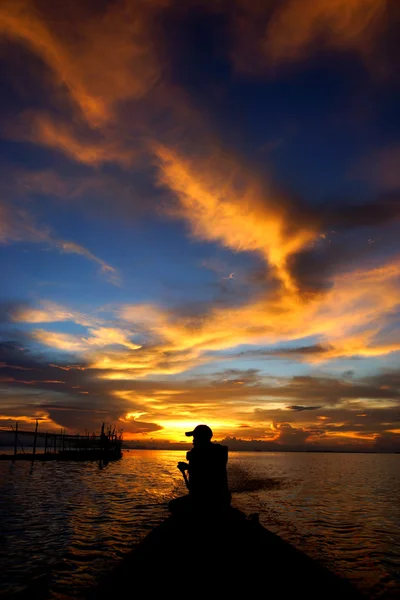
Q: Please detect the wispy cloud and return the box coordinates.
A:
[31,328,141,353]
[230,0,387,73]
[0,202,120,284]
[265,0,386,65]
[18,113,135,167]
[31,330,88,353]
[12,301,99,326]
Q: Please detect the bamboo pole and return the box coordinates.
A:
[11,423,25,454]
[14,421,18,457]
[32,419,38,460]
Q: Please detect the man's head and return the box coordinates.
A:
[185,424,213,445]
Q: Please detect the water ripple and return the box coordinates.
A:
[0,451,399,599]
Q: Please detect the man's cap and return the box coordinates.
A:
[185,424,213,440]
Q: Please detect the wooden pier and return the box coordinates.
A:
[0,421,123,462]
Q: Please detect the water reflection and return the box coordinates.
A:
[0,451,399,599]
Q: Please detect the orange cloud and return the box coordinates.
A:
[150,145,400,366]
[265,0,386,65]
[0,0,171,168]
[155,145,316,292]
[0,413,54,426]
[230,0,387,72]
[0,0,166,127]
[22,113,135,168]
[3,342,399,445]
[104,372,400,443]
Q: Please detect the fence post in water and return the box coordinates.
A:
[14,421,18,457]
[32,419,38,460]
[44,432,48,454]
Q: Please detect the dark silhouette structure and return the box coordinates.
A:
[169,424,231,514]
[0,421,122,462]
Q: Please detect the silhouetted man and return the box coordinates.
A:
[170,424,231,514]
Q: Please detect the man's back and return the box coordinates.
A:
[187,442,230,506]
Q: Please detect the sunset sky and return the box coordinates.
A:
[0,0,399,450]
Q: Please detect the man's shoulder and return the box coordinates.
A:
[188,443,228,456]
[211,443,228,455]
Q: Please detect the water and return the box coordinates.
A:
[0,451,399,599]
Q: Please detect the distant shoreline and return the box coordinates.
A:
[122,447,399,454]
[1,444,398,455]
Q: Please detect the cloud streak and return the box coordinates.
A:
[0,201,119,283]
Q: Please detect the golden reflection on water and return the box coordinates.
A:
[0,451,399,599]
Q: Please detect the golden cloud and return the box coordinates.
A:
[155,145,317,292]
[116,256,400,374]
[84,328,141,351]
[32,330,88,353]
[0,0,167,127]
[32,327,141,353]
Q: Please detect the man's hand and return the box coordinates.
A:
[177,461,189,473]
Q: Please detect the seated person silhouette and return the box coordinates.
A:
[169,424,231,515]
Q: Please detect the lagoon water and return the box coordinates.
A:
[1,450,399,599]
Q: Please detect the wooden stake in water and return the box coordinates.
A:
[32,419,39,460]
[14,421,18,457]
